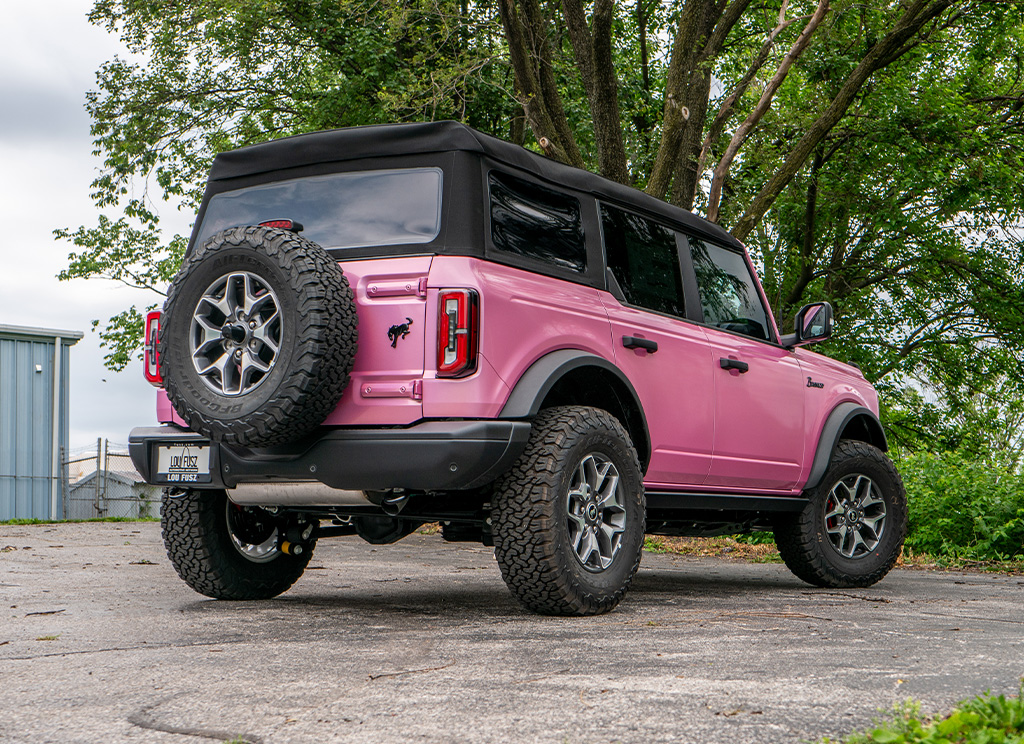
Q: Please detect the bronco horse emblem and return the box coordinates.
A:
[388,317,414,348]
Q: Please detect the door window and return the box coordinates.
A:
[688,238,772,341]
[488,171,586,272]
[600,205,685,318]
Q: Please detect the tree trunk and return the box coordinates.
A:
[496,0,584,168]
[563,0,631,183]
[646,0,752,202]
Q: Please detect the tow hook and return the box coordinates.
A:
[279,521,315,556]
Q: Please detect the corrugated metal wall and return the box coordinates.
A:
[0,327,78,520]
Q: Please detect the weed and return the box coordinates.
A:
[825,685,1024,743]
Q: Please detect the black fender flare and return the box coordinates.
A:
[804,402,888,492]
[499,350,651,470]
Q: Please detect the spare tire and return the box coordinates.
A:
[160,225,358,447]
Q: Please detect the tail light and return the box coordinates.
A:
[437,289,479,377]
[144,310,163,386]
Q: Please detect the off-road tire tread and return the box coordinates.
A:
[161,226,358,447]
[491,406,645,616]
[161,489,313,600]
[774,440,907,588]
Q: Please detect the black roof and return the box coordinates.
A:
[210,121,742,250]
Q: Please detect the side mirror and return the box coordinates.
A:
[781,302,833,348]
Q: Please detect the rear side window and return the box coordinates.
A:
[195,168,443,251]
[688,238,772,341]
[488,171,586,272]
[600,204,686,317]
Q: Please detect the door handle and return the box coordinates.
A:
[622,336,658,353]
[719,357,749,373]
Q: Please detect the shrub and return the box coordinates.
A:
[899,452,1024,562]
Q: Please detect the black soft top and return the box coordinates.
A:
[210,121,742,250]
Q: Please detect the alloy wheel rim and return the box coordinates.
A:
[190,271,282,396]
[226,502,280,563]
[566,452,627,572]
[823,474,887,559]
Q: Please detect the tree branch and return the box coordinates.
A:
[731,0,960,240]
[706,0,830,223]
[697,11,804,177]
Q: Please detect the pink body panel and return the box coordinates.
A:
[321,256,432,426]
[157,391,184,426]
[423,256,613,418]
[791,347,878,488]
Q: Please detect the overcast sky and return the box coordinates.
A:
[0,1,193,449]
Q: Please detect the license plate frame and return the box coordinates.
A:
[154,443,212,484]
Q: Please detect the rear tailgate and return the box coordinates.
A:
[322,256,432,426]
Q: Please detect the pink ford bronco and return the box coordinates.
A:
[129,121,906,616]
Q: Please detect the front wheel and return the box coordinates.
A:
[774,440,907,588]
[491,406,645,616]
[161,489,315,600]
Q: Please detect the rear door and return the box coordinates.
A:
[322,256,431,426]
[600,205,715,488]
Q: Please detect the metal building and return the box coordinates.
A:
[0,324,83,520]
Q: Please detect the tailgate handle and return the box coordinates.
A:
[622,336,658,353]
[719,358,749,373]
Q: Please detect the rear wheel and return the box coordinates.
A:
[161,489,315,600]
[491,406,645,616]
[774,440,906,588]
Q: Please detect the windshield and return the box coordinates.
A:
[195,168,443,250]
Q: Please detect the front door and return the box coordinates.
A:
[686,236,805,491]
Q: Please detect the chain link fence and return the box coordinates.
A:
[62,440,162,519]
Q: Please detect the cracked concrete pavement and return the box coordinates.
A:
[1,521,1022,744]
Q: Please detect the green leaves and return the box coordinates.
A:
[56,215,184,293]
[56,215,185,370]
[900,451,1024,561]
[833,688,1024,743]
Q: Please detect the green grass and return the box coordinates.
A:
[825,688,1024,743]
[643,534,1023,573]
[0,517,159,526]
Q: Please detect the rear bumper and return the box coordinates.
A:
[128,420,531,492]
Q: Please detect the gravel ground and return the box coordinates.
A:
[1,521,1022,744]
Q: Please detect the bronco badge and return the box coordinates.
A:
[388,317,414,348]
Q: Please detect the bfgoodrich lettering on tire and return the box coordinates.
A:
[774,440,907,588]
[160,225,358,447]
[491,406,645,616]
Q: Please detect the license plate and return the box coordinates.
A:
[155,444,211,483]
